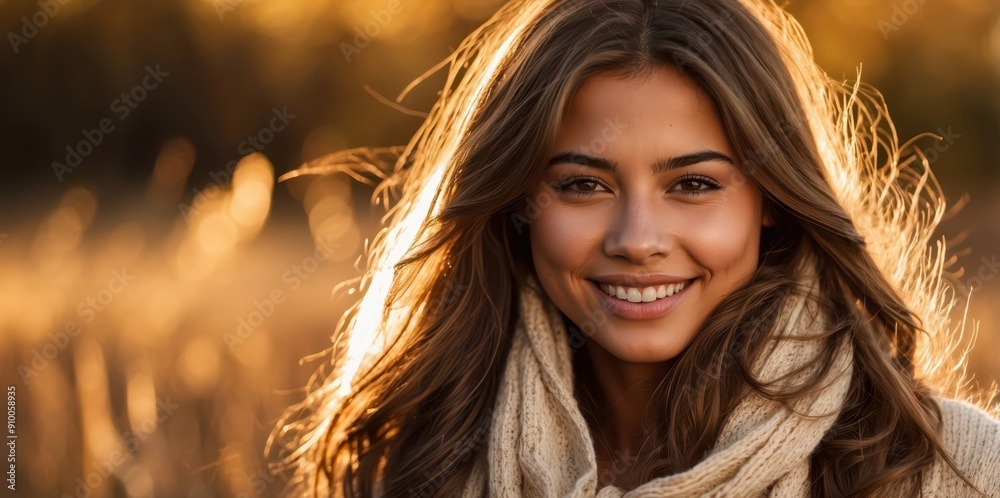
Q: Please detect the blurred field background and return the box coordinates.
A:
[0,0,998,497]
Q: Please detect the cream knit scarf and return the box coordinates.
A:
[460,257,856,497]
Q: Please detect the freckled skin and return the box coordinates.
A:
[524,66,773,366]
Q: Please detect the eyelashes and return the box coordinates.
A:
[553,175,604,196]
[553,174,723,197]
[671,175,724,195]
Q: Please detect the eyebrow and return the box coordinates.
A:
[545,150,734,174]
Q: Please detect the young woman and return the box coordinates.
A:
[271,0,1000,496]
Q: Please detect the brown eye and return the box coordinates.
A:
[670,175,722,195]
[555,176,608,196]
[678,179,707,191]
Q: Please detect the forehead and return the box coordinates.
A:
[570,66,711,111]
[554,66,727,149]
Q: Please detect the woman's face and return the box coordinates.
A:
[524,65,772,363]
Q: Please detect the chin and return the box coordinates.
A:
[594,333,690,364]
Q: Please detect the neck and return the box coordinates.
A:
[575,336,673,455]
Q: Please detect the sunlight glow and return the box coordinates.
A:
[335,24,523,399]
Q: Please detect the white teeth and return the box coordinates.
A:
[627,288,641,302]
[599,280,689,303]
[641,287,657,302]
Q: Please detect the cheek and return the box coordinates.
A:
[680,195,762,278]
[528,202,605,277]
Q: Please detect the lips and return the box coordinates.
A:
[595,279,693,303]
[587,278,695,320]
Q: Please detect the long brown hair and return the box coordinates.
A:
[269,0,994,496]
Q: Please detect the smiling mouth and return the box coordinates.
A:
[588,278,696,303]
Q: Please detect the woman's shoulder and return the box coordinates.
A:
[930,395,1000,496]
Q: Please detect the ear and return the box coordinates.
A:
[761,203,775,228]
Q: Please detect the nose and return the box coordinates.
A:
[603,197,672,265]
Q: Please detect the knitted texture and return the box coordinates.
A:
[457,260,1000,497]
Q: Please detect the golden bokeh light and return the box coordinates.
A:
[3,0,997,496]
